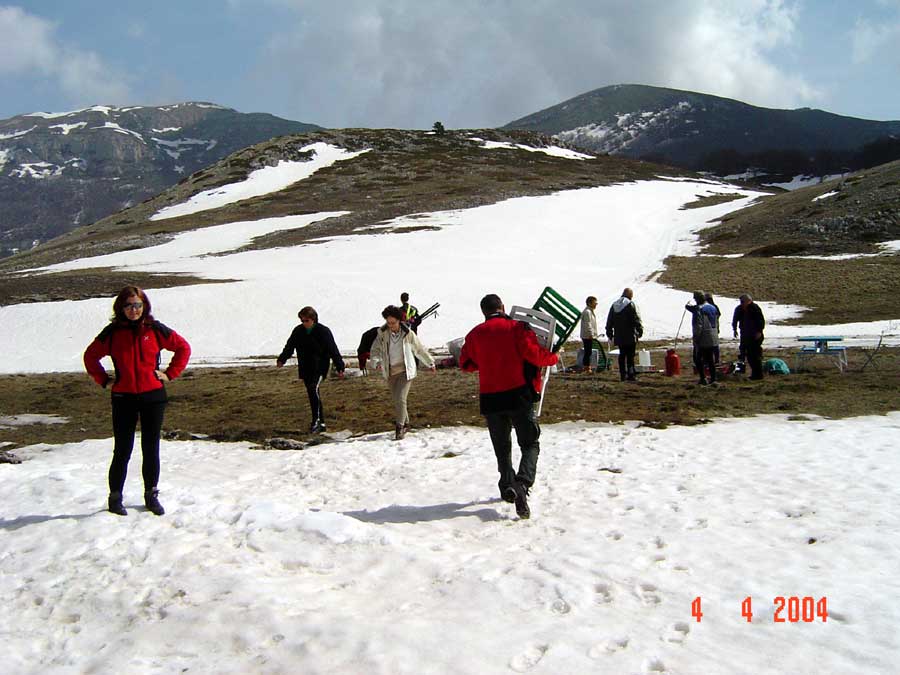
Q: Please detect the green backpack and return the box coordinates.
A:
[764,358,790,375]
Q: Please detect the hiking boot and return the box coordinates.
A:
[394,424,406,440]
[501,486,516,503]
[309,421,326,434]
[512,482,530,520]
[108,492,127,516]
[144,488,165,516]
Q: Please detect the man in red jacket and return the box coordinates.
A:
[459,294,558,519]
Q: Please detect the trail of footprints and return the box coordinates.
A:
[502,533,694,673]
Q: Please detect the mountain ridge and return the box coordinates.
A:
[504,84,900,177]
[0,102,322,257]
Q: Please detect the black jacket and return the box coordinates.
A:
[732,303,765,341]
[605,297,643,346]
[278,323,345,379]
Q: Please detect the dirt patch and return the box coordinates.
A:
[1,344,897,451]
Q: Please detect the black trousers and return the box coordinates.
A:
[618,343,636,380]
[694,346,717,383]
[304,374,325,425]
[581,338,594,368]
[485,405,541,491]
[747,337,764,379]
[109,390,167,494]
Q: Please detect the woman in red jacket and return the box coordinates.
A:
[84,286,191,516]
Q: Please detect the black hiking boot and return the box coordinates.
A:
[512,482,530,520]
[108,492,127,516]
[501,486,516,503]
[394,424,406,440]
[309,420,326,434]
[144,488,165,516]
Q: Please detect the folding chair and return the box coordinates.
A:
[859,332,885,372]
[591,339,612,371]
[531,286,582,358]
[508,305,556,417]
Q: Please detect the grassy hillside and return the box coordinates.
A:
[0,128,684,304]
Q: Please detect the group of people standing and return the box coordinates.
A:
[579,288,644,381]
[685,291,767,384]
[579,288,767,385]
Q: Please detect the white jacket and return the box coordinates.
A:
[370,324,435,381]
[579,307,599,339]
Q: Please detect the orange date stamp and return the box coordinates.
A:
[691,596,828,623]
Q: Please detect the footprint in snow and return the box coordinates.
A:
[636,582,661,606]
[662,622,690,644]
[594,583,613,604]
[643,657,670,673]
[588,636,629,658]
[509,644,548,672]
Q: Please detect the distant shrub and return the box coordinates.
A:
[745,241,808,257]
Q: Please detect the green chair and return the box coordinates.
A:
[531,286,581,354]
[590,339,612,371]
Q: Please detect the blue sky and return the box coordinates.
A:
[1,1,898,128]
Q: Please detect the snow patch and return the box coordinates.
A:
[48,122,87,135]
[0,126,37,140]
[1,415,899,673]
[813,191,838,201]
[150,142,370,221]
[91,122,145,143]
[469,137,594,160]
[0,413,68,428]
[763,174,849,190]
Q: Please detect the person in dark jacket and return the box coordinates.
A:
[84,285,191,516]
[356,326,379,374]
[276,306,345,433]
[605,288,643,381]
[686,291,719,385]
[732,294,766,380]
[459,294,558,519]
[704,292,722,365]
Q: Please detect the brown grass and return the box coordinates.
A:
[2,344,897,451]
[658,254,900,324]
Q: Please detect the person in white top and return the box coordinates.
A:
[370,305,436,440]
[579,296,599,372]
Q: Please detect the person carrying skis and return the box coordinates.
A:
[84,285,191,517]
[400,292,420,333]
[459,294,558,520]
[276,306,345,433]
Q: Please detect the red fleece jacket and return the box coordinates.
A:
[84,321,191,393]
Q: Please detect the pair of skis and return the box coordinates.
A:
[416,302,440,324]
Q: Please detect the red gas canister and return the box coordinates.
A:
[665,349,681,376]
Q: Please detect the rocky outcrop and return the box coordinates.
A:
[0,103,321,257]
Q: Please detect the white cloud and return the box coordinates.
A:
[0,5,131,106]
[241,0,822,128]
[850,16,900,64]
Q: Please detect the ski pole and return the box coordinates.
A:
[673,308,687,350]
